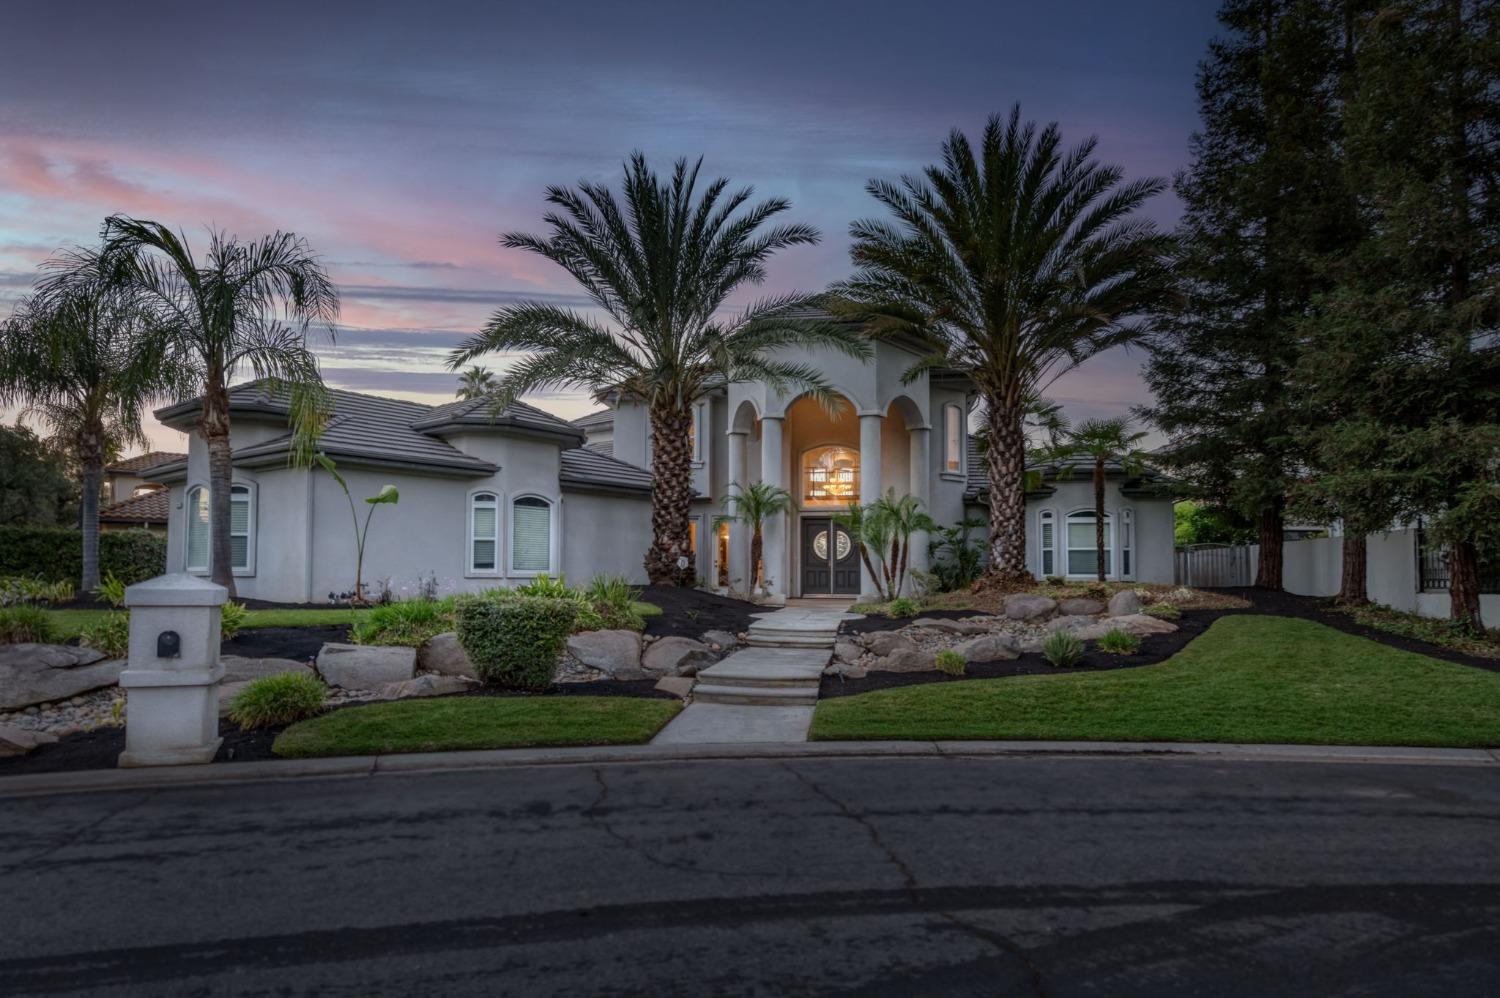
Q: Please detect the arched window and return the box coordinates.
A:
[469,492,499,573]
[511,495,553,573]
[1038,509,1056,577]
[802,446,859,505]
[1121,508,1134,579]
[1066,509,1112,577]
[229,483,254,574]
[186,485,209,572]
[944,404,964,474]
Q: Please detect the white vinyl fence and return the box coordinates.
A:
[1174,543,1258,588]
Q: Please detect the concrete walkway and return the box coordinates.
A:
[650,605,860,745]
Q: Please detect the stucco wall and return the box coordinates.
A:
[560,492,652,584]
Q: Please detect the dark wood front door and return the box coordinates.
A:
[801,517,861,595]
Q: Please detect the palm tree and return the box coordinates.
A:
[0,245,181,591]
[841,489,938,600]
[832,106,1174,586]
[448,153,871,586]
[712,481,792,593]
[1058,417,1149,582]
[103,217,339,596]
[455,366,496,400]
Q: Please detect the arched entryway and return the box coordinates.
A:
[786,395,861,595]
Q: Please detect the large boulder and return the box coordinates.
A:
[565,630,645,680]
[220,656,312,683]
[870,647,937,673]
[833,639,865,664]
[699,629,739,652]
[0,724,58,757]
[953,634,1018,663]
[1004,594,1058,621]
[642,636,717,677]
[377,674,479,700]
[1111,614,1180,637]
[315,643,416,690]
[910,617,993,636]
[1058,598,1105,616]
[1106,590,1143,617]
[863,632,916,657]
[0,644,123,711]
[1047,615,1101,633]
[419,632,477,679]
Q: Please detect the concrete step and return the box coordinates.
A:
[747,635,839,649]
[691,683,820,707]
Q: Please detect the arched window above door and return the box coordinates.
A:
[802,446,859,506]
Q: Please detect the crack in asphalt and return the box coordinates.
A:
[1,789,158,876]
[781,760,1053,998]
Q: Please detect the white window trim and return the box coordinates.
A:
[941,403,965,480]
[1065,507,1115,579]
[230,482,256,578]
[690,402,706,468]
[466,489,502,578]
[1120,506,1135,582]
[509,492,558,577]
[1038,508,1056,578]
[185,483,209,574]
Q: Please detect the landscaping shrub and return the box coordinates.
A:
[585,573,638,608]
[1083,582,1110,600]
[94,572,127,608]
[1042,629,1085,668]
[886,597,919,618]
[934,649,966,676]
[80,611,130,657]
[513,573,577,599]
[220,601,249,639]
[228,672,327,729]
[0,605,56,644]
[1096,628,1141,654]
[0,526,165,585]
[456,594,579,689]
[0,575,74,607]
[1341,602,1500,658]
[1043,575,1066,587]
[351,597,455,647]
[1144,603,1182,620]
[580,573,645,632]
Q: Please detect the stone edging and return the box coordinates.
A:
[2,740,1496,798]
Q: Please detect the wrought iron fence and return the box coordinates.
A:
[1174,543,1256,588]
[1416,528,1500,593]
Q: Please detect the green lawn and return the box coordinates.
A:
[273,695,681,758]
[46,607,362,640]
[810,615,1500,747]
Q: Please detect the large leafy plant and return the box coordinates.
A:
[316,454,398,604]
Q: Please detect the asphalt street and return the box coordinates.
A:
[2,754,1498,996]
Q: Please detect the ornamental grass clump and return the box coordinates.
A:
[1042,629,1085,668]
[228,672,327,729]
[886,597,919,618]
[934,649,966,676]
[1144,603,1182,620]
[220,600,249,639]
[351,597,455,647]
[457,594,578,690]
[80,611,129,657]
[1095,628,1141,655]
[0,605,56,644]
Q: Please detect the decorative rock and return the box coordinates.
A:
[910,617,993,635]
[565,630,645,679]
[642,636,717,677]
[1058,598,1105,616]
[699,629,739,651]
[1003,594,1058,621]
[220,656,313,683]
[870,648,937,673]
[217,680,250,717]
[1015,637,1046,654]
[377,673,479,700]
[953,634,1019,663]
[315,643,417,690]
[833,639,865,664]
[1107,590,1143,617]
[1072,623,1116,642]
[419,632,477,679]
[0,724,59,757]
[654,676,696,699]
[842,665,869,679]
[863,632,916,657]
[1111,613,1180,637]
[1047,615,1101,633]
[0,644,124,711]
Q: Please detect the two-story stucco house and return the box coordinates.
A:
[140,335,1176,603]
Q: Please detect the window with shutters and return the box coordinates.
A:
[1066,509,1112,577]
[1039,509,1055,577]
[469,492,499,574]
[230,483,254,574]
[186,485,209,572]
[511,495,553,574]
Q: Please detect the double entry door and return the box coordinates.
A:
[800,517,861,595]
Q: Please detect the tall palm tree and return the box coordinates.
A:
[103,217,339,596]
[455,366,496,400]
[0,245,182,591]
[832,106,1174,585]
[713,481,793,593]
[449,153,871,586]
[1059,417,1149,582]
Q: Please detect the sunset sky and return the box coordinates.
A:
[2,0,1222,453]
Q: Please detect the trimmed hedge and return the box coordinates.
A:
[456,594,579,690]
[0,526,166,586]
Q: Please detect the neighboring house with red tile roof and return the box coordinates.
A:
[99,488,170,533]
[105,451,186,503]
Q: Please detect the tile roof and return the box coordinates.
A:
[559,448,652,493]
[572,408,614,430]
[100,488,170,524]
[106,451,187,475]
[963,437,1173,501]
[410,396,584,442]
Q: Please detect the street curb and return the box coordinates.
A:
[2,740,1496,798]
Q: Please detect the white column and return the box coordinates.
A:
[907,426,932,590]
[859,413,884,598]
[726,429,748,594]
[760,415,786,600]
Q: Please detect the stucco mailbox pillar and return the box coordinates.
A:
[118,574,227,767]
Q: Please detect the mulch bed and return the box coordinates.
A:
[221,625,350,662]
[640,585,758,639]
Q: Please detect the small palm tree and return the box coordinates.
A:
[713,481,793,594]
[449,153,871,586]
[1057,417,1149,581]
[836,489,938,599]
[0,245,181,591]
[103,217,339,596]
[832,106,1173,586]
[456,366,496,400]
